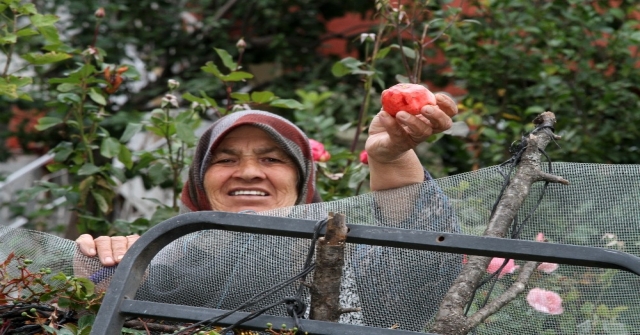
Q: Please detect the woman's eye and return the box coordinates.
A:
[263,157,282,163]
[213,158,234,164]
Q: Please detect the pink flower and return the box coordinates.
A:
[536,232,546,242]
[537,262,559,274]
[309,139,330,162]
[359,150,368,165]
[486,258,519,278]
[526,288,564,315]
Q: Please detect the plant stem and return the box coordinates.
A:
[349,22,385,154]
[163,106,178,209]
[2,11,18,77]
[75,87,94,165]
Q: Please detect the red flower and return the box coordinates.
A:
[486,258,519,278]
[359,150,368,165]
[526,288,564,315]
[309,139,330,162]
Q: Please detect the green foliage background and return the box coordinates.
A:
[4,0,638,171]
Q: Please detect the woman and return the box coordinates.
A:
[77,95,458,264]
[76,99,460,330]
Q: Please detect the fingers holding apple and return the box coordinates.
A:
[374,83,457,145]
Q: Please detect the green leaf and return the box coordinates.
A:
[222,71,253,81]
[16,28,39,37]
[375,46,392,60]
[57,92,81,104]
[41,325,59,334]
[37,25,60,43]
[78,163,101,176]
[230,92,250,101]
[75,277,96,296]
[100,137,121,158]
[89,88,107,105]
[118,145,133,169]
[16,3,37,15]
[7,76,32,88]
[0,33,17,44]
[201,61,223,78]
[251,91,275,103]
[57,297,71,308]
[22,52,71,65]
[331,57,364,77]
[56,327,75,335]
[269,99,305,110]
[120,123,143,142]
[46,162,66,172]
[30,13,59,27]
[53,143,74,161]
[0,83,18,99]
[176,121,197,145]
[147,162,171,185]
[427,133,445,143]
[62,324,78,334]
[401,46,416,59]
[91,190,110,214]
[34,116,63,131]
[181,92,207,105]
[198,90,219,107]
[57,83,76,92]
[331,61,350,77]
[214,48,237,71]
[18,92,33,101]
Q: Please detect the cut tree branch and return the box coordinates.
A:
[431,111,569,335]
[310,212,349,322]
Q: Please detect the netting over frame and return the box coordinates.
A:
[1,162,639,334]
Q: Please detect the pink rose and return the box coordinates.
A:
[526,288,564,315]
[359,150,368,165]
[486,258,519,278]
[537,262,559,273]
[309,139,330,162]
[536,232,546,242]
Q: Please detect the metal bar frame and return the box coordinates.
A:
[90,211,640,335]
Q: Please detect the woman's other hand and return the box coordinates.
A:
[76,234,140,266]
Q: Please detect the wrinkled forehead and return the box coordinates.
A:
[211,125,288,155]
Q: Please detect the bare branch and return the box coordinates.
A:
[431,111,568,335]
[465,261,538,329]
[212,0,239,21]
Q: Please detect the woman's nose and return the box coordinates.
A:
[234,158,265,180]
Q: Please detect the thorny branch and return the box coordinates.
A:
[431,112,569,335]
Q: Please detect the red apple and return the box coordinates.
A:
[381,83,436,116]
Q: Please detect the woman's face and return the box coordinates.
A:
[203,125,299,212]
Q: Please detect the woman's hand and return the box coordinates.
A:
[76,234,140,267]
[366,93,458,163]
[365,92,458,190]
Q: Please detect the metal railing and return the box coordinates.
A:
[91,211,640,335]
